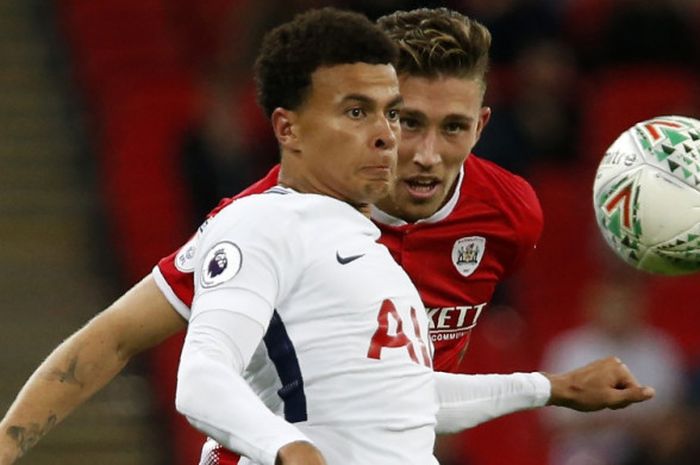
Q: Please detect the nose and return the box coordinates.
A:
[373,115,398,151]
[413,130,440,168]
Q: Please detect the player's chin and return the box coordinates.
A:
[400,196,441,222]
[362,179,392,203]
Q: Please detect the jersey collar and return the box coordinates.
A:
[274,184,381,233]
[266,185,296,195]
[371,165,465,226]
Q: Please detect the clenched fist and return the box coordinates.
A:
[545,356,656,411]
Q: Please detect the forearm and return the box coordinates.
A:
[434,371,550,433]
[0,321,130,463]
[177,351,309,465]
[0,274,185,464]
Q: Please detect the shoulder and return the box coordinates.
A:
[464,155,538,204]
[212,188,303,231]
[195,191,308,282]
[462,155,543,230]
[207,190,358,241]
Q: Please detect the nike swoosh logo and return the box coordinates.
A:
[336,251,365,265]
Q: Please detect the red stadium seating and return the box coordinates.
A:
[57,1,210,463]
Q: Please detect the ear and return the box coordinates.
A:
[474,106,492,143]
[271,107,300,152]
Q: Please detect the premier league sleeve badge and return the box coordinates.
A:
[200,241,243,288]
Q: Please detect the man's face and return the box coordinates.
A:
[375,75,491,221]
[280,63,403,208]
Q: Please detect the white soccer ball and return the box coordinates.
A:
[593,115,700,275]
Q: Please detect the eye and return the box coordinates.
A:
[400,117,420,131]
[444,122,467,135]
[346,108,365,119]
[386,109,400,122]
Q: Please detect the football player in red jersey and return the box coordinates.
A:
[159,8,541,374]
[0,8,653,465]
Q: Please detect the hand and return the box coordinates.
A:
[545,356,656,411]
[275,441,327,465]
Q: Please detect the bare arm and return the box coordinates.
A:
[0,274,186,464]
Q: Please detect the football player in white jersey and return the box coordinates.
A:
[175,9,436,464]
[0,7,655,465]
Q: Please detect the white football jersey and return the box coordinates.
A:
[191,187,438,465]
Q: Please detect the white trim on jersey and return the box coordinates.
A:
[152,265,191,320]
[370,165,465,226]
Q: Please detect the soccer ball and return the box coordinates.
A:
[593,115,700,275]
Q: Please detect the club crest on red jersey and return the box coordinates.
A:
[451,236,485,277]
[200,241,242,288]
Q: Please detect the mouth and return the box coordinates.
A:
[362,165,393,178]
[404,177,441,200]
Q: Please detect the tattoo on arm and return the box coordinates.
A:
[47,356,84,388]
[5,414,57,456]
[6,356,84,456]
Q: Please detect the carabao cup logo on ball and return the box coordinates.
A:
[593,115,700,275]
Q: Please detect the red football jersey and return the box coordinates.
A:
[155,154,542,373]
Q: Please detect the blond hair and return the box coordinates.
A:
[377,8,491,91]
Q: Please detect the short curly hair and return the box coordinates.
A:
[255,7,398,118]
[377,8,491,91]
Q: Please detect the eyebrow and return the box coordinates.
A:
[400,109,426,120]
[341,94,404,109]
[443,114,473,122]
[401,108,474,123]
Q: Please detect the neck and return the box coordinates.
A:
[355,203,371,217]
[277,163,314,194]
[278,164,372,218]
